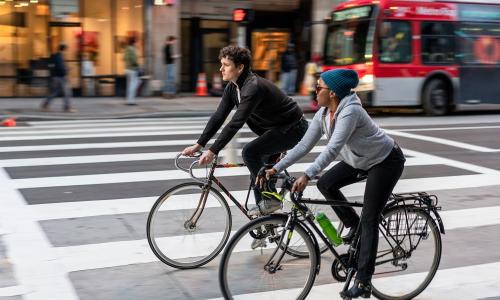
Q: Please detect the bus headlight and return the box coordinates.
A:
[360,74,374,85]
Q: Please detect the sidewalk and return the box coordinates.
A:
[0,95,315,122]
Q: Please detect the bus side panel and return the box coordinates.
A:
[374,77,421,106]
[458,65,500,105]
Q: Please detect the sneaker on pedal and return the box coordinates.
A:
[248,198,283,217]
[251,238,267,249]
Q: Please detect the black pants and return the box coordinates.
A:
[242,118,308,203]
[317,144,405,282]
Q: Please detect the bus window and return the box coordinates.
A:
[421,22,456,64]
[325,6,375,66]
[378,21,412,63]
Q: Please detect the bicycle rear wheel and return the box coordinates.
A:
[219,214,318,300]
[147,182,231,269]
[371,206,442,300]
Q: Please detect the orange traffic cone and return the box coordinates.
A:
[299,80,309,96]
[210,73,223,96]
[2,117,16,127]
[196,73,208,96]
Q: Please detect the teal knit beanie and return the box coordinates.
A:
[320,69,359,100]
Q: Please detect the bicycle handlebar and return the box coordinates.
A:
[175,151,207,183]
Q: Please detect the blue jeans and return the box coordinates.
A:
[164,63,176,94]
[280,69,297,95]
[125,69,140,104]
[42,76,72,110]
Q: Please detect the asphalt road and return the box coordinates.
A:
[1,114,500,300]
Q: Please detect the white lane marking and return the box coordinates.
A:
[0,137,255,153]
[26,152,460,220]
[396,125,500,132]
[207,262,500,300]
[0,146,327,168]
[53,206,500,272]
[402,148,500,175]
[0,285,28,297]
[0,125,212,136]
[386,129,500,152]
[24,117,210,126]
[3,119,211,130]
[0,168,78,300]
[0,128,253,141]
[9,156,442,189]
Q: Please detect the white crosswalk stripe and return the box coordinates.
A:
[1,117,499,300]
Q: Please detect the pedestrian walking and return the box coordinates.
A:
[124,36,140,105]
[41,43,75,113]
[280,43,298,95]
[163,36,179,98]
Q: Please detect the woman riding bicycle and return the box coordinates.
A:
[261,69,406,298]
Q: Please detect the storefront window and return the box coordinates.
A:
[115,0,144,75]
[0,0,50,96]
[0,0,144,97]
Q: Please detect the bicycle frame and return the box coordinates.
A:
[176,153,255,226]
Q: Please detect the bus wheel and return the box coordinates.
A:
[423,79,450,116]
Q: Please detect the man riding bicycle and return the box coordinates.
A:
[260,69,406,298]
[183,45,308,216]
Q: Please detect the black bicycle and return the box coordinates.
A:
[146,153,330,270]
[219,173,445,300]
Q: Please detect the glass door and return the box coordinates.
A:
[49,22,82,96]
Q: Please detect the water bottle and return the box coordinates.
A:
[316,212,342,246]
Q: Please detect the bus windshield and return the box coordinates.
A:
[325,6,376,66]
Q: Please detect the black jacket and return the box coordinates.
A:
[197,71,304,154]
[48,52,67,77]
[164,44,173,64]
[281,51,297,72]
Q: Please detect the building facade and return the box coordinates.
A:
[0,0,340,97]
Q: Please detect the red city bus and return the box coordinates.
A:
[322,0,500,115]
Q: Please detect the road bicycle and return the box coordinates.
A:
[218,173,445,300]
[146,153,330,269]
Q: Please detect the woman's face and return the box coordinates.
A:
[220,57,243,82]
[316,78,334,107]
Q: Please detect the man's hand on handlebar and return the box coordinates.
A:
[198,150,215,165]
[182,144,202,157]
[256,167,278,189]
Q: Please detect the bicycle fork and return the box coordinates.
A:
[184,185,210,231]
[263,215,295,273]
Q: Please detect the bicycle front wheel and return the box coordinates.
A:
[371,206,442,300]
[219,214,318,300]
[147,182,231,269]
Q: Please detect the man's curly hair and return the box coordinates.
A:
[219,45,251,72]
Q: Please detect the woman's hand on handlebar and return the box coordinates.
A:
[182,144,202,157]
[291,174,309,193]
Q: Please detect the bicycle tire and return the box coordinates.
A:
[371,206,442,300]
[147,182,232,269]
[219,214,318,299]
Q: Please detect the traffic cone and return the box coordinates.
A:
[210,73,223,96]
[196,73,208,96]
[299,80,309,96]
[2,117,16,127]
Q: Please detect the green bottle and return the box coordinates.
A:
[316,212,342,246]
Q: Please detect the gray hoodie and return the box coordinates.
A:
[274,93,394,178]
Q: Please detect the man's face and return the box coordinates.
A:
[220,57,242,82]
